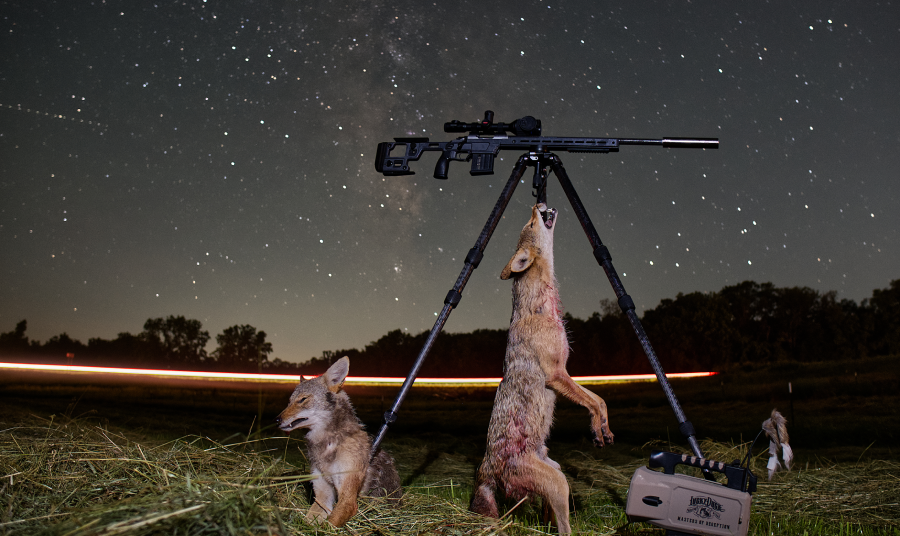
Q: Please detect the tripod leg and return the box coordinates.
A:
[547,155,708,463]
[370,155,530,456]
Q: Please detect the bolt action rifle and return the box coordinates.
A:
[374,110,718,180]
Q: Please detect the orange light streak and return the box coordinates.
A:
[0,362,717,386]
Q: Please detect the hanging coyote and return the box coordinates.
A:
[470,203,614,534]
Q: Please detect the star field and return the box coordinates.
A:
[1,1,897,363]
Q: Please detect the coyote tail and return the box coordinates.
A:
[762,409,793,480]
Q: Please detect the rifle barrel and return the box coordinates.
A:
[618,138,718,149]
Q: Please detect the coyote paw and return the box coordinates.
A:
[592,425,614,447]
[306,505,329,526]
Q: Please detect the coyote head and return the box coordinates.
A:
[501,203,557,280]
[276,357,349,433]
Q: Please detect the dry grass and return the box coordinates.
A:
[0,412,505,535]
[0,413,301,535]
[1,412,897,535]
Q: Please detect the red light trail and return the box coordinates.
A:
[0,362,716,386]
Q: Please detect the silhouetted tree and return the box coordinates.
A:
[868,279,900,356]
[0,320,32,357]
[768,286,821,360]
[356,329,420,375]
[299,347,363,375]
[834,298,869,360]
[213,324,273,371]
[788,290,857,362]
[141,316,210,367]
[719,281,780,363]
[424,328,508,377]
[87,332,155,366]
[41,333,87,360]
[264,357,304,373]
[642,291,738,371]
[566,299,646,375]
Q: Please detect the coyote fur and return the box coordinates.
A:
[762,409,793,480]
[276,357,401,527]
[470,203,614,534]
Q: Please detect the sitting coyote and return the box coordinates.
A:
[276,357,401,527]
[470,203,614,534]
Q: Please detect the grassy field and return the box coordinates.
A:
[1,356,898,534]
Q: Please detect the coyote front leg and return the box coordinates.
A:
[547,373,614,447]
[327,472,365,527]
[306,471,334,524]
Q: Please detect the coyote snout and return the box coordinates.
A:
[470,203,614,534]
[276,357,401,527]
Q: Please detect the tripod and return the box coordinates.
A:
[370,150,708,465]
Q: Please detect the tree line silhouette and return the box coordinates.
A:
[2,279,898,376]
[0,316,274,372]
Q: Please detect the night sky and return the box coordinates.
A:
[2,1,897,364]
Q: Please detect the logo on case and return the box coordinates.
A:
[686,495,725,520]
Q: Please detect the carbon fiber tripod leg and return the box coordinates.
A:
[370,155,529,456]
[547,154,709,465]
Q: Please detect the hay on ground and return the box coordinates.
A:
[0,414,505,535]
[1,413,896,535]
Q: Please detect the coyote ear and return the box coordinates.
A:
[323,356,350,393]
[501,248,533,279]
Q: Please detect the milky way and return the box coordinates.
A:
[1,1,897,362]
